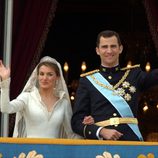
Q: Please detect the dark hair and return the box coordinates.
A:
[96,30,122,47]
[37,62,60,76]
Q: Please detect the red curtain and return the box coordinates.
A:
[8,0,58,136]
[0,0,4,58]
[11,0,58,99]
[143,0,158,56]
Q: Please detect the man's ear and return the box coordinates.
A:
[119,45,123,54]
[96,47,100,55]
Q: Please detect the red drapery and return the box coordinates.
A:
[0,0,4,59]
[8,0,58,136]
[143,0,158,56]
[11,0,58,98]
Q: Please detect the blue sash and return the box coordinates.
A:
[86,72,143,140]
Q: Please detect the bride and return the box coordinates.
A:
[0,56,93,138]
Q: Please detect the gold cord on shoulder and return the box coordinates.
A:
[80,69,99,77]
[90,70,130,91]
[121,64,140,71]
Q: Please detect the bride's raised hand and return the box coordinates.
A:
[0,60,10,80]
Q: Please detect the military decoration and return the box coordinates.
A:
[115,81,136,101]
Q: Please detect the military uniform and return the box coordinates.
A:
[71,65,158,141]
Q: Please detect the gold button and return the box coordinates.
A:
[108,76,112,79]
[113,113,117,116]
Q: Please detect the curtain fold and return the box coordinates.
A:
[143,0,158,55]
[9,0,58,136]
[11,0,58,98]
[0,0,5,58]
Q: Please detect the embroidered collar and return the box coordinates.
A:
[100,65,120,73]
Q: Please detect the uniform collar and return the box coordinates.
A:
[100,65,120,73]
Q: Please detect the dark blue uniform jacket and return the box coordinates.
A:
[71,65,158,141]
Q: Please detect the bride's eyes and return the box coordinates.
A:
[39,72,55,77]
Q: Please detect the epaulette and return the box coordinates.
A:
[121,64,140,71]
[80,69,99,77]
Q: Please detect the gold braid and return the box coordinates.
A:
[90,70,130,91]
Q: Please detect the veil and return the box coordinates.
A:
[13,56,70,137]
